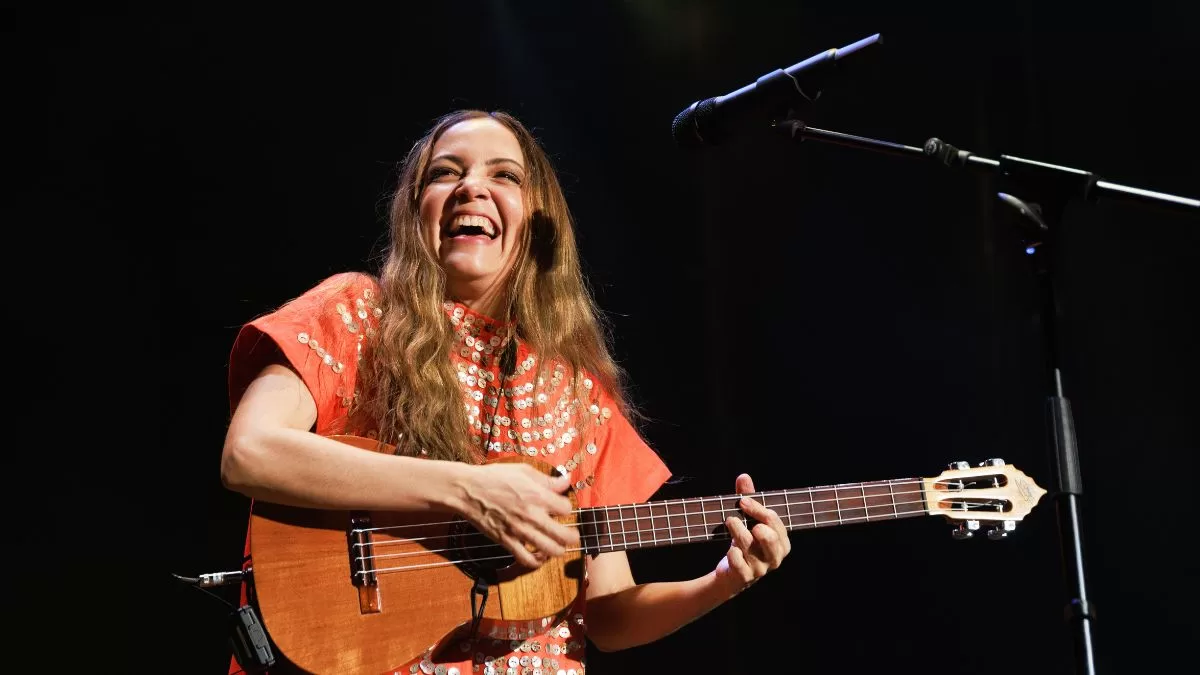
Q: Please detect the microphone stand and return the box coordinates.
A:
[774,119,1198,675]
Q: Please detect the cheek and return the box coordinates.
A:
[418,195,442,247]
[500,195,526,238]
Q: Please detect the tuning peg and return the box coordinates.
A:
[978,458,1005,467]
[952,520,980,540]
[986,520,1017,540]
[948,461,970,470]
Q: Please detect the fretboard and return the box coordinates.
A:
[578,478,928,555]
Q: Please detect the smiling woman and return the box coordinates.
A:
[218,109,790,674]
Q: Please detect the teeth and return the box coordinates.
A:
[450,214,496,237]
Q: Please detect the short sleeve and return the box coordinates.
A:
[227,272,381,436]
[575,383,671,509]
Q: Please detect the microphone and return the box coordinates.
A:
[671,33,882,148]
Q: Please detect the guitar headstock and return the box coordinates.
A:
[925,459,1046,540]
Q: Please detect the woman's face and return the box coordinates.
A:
[420,117,527,305]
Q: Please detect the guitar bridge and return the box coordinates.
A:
[348,512,382,614]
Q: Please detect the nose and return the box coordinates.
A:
[454,173,489,201]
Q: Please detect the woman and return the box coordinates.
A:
[221,110,790,673]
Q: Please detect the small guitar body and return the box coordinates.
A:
[248,435,583,675]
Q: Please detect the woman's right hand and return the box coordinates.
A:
[451,462,580,569]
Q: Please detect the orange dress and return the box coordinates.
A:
[227,272,671,675]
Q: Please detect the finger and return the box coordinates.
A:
[514,521,567,558]
[726,545,754,585]
[726,515,755,551]
[524,503,579,547]
[501,533,542,569]
[751,523,784,568]
[544,516,580,548]
[545,471,573,493]
[738,496,780,524]
[735,473,755,495]
[544,491,574,517]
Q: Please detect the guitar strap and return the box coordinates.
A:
[468,578,490,638]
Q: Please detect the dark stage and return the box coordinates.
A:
[21,2,1198,673]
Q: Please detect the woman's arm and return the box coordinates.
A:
[584,551,737,651]
[220,363,579,567]
[583,474,791,651]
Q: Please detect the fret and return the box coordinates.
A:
[783,489,794,528]
[860,483,869,522]
[634,503,655,550]
[667,500,689,542]
[836,484,868,522]
[578,507,598,556]
[895,479,926,516]
[684,498,706,541]
[631,503,640,548]
[609,504,619,552]
[889,478,899,517]
[651,501,670,545]
[725,494,743,539]
[759,491,788,529]
[791,488,816,529]
[863,482,898,520]
[809,487,836,526]
[701,495,720,542]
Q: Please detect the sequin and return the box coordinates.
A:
[297,332,310,344]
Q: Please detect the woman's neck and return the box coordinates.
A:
[446,281,509,321]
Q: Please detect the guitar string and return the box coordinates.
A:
[357,482,999,548]
[355,486,933,551]
[353,507,950,576]
[355,479,937,535]
[352,493,935,564]
[348,495,1005,571]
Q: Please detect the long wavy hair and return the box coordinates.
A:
[350,110,632,463]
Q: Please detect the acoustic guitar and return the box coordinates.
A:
[246,435,1046,674]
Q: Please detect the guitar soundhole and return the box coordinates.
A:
[449,519,515,586]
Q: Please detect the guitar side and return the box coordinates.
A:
[247,436,584,675]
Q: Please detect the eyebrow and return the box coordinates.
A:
[430,154,525,172]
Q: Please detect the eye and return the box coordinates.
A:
[495,170,522,185]
[427,166,458,181]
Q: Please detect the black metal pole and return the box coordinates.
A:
[774,119,1199,674]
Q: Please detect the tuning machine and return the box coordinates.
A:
[947,461,969,470]
[986,520,1017,540]
[978,458,1005,467]
[951,520,979,540]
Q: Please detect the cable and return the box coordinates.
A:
[171,572,237,610]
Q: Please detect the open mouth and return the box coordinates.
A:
[444,214,498,240]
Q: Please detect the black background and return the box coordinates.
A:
[19,2,1198,673]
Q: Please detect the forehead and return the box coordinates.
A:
[431,118,523,162]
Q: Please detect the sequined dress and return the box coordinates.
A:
[226,272,671,675]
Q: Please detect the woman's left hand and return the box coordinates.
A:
[715,473,792,596]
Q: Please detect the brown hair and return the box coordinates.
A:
[350,110,632,462]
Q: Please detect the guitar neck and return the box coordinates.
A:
[578,477,928,555]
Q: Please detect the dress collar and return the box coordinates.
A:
[443,300,515,341]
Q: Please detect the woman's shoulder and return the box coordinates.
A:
[276,271,381,314]
[307,271,381,301]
